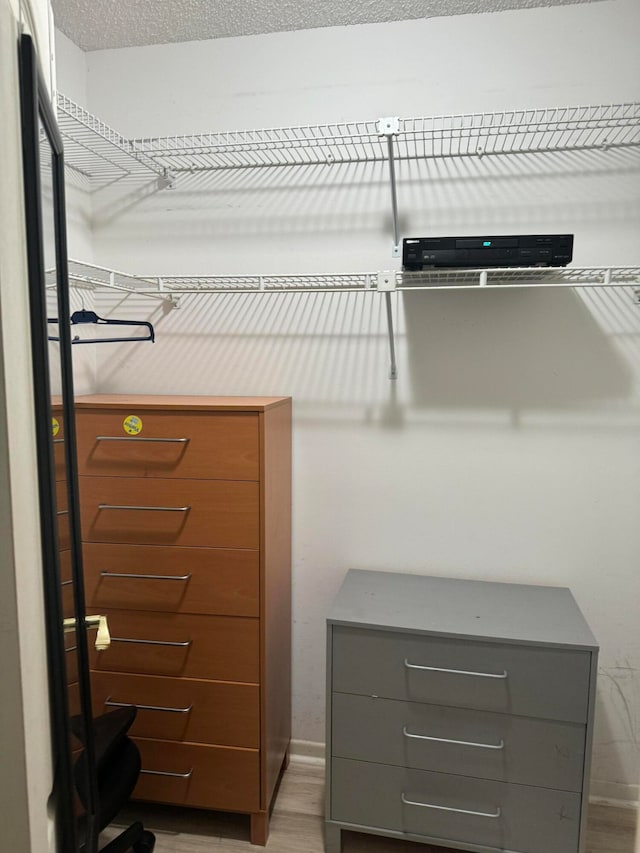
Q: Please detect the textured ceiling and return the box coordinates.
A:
[53,0,599,52]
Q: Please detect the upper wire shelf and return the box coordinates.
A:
[57,94,640,178]
[396,103,640,160]
[133,103,640,172]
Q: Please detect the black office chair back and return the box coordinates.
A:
[72,707,155,853]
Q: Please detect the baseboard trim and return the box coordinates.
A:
[590,779,639,809]
[289,739,325,766]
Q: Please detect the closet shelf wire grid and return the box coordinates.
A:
[133,104,640,171]
[56,94,166,183]
[56,95,640,178]
[57,260,640,296]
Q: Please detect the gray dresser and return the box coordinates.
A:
[325,570,598,853]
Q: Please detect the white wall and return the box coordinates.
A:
[54,28,95,268]
[54,27,87,107]
[51,27,97,393]
[0,0,56,850]
[55,0,640,804]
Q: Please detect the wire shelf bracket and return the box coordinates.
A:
[377,117,401,258]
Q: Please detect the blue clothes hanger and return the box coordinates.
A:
[48,310,155,344]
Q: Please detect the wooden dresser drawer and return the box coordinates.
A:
[90,610,259,682]
[80,477,259,549]
[91,672,259,747]
[76,410,259,480]
[83,543,259,617]
[133,738,260,813]
[332,693,585,791]
[332,626,591,723]
[331,758,581,853]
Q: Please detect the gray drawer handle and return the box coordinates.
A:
[404,659,508,680]
[109,637,192,648]
[53,438,65,444]
[105,697,193,714]
[98,504,191,512]
[140,768,193,779]
[96,436,190,444]
[401,793,501,819]
[100,571,192,582]
[402,726,505,751]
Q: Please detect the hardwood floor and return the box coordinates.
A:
[102,760,637,852]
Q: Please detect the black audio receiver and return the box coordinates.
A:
[402,234,573,270]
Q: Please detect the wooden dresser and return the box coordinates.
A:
[75,394,291,845]
[326,570,598,853]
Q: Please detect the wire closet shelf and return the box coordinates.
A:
[132,103,640,171]
[56,94,166,184]
[57,260,640,298]
[56,94,640,178]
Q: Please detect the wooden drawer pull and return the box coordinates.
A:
[140,768,193,780]
[96,436,190,444]
[105,697,193,714]
[401,792,501,819]
[109,637,192,648]
[98,503,191,513]
[404,659,508,680]
[100,571,192,582]
[402,726,505,751]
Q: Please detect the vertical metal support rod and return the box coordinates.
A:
[384,291,398,381]
[386,135,400,259]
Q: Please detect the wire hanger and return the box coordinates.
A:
[48,310,155,344]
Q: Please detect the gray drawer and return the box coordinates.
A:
[331,757,580,853]
[332,693,585,791]
[332,626,591,723]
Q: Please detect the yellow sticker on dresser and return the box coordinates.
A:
[123,415,143,435]
[51,417,60,437]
